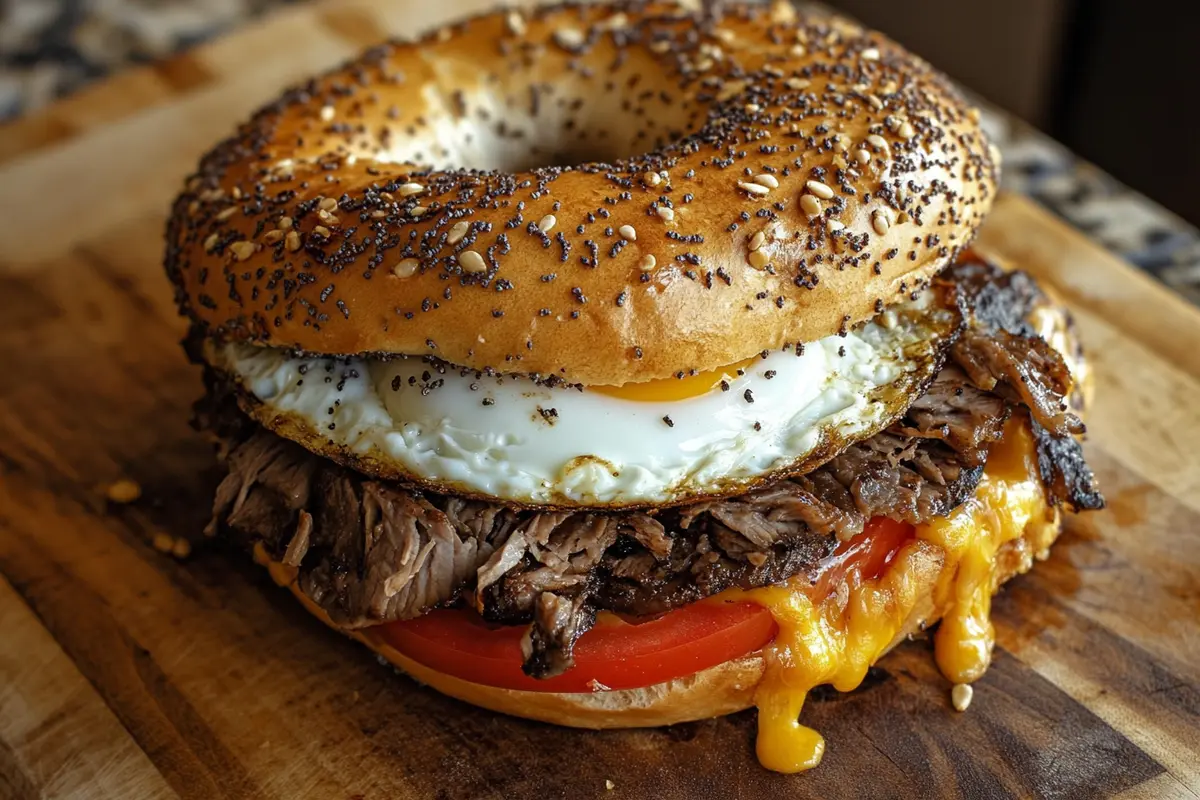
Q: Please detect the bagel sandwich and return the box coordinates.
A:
[166,1,1104,774]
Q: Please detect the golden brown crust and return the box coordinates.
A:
[252,507,1060,730]
[167,1,998,385]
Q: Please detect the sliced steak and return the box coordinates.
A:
[200,256,1103,679]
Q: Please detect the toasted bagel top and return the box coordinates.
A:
[166,1,998,385]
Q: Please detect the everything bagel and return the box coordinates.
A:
[166,0,998,386]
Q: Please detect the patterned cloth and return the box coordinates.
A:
[3,0,1197,304]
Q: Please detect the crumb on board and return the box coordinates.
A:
[152,532,192,559]
[105,478,141,504]
[951,683,974,712]
[605,780,615,791]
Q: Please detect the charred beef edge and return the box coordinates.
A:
[196,258,1104,679]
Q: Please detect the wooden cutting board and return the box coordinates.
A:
[3,2,1200,798]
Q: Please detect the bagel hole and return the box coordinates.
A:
[374,84,696,173]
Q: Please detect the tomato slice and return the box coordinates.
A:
[379,599,777,692]
[810,516,916,600]
[376,516,916,693]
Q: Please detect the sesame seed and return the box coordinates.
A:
[313,225,331,238]
[640,254,657,270]
[370,210,387,219]
[278,216,293,230]
[285,230,302,251]
[867,134,889,150]
[854,149,871,165]
[537,214,557,234]
[394,258,419,278]
[643,172,662,186]
[398,183,425,196]
[800,195,823,218]
[866,94,883,110]
[216,206,237,221]
[951,683,973,712]
[747,249,770,270]
[618,224,637,241]
[459,250,487,273]
[805,180,834,199]
[601,12,628,30]
[898,121,915,139]
[862,47,880,60]
[320,105,334,121]
[317,209,339,225]
[318,197,338,212]
[203,233,220,253]
[409,207,427,217]
[748,231,766,251]
[872,210,891,236]
[263,229,285,244]
[656,206,675,222]
[230,241,256,261]
[738,181,771,197]
[662,415,674,428]
[554,28,584,49]
[105,479,141,504]
[785,77,810,90]
[505,10,526,35]
[447,221,470,244]
[754,174,779,189]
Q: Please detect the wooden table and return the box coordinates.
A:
[2,2,1200,797]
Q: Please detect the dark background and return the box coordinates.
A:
[827,0,1200,227]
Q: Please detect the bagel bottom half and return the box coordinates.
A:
[251,487,1061,731]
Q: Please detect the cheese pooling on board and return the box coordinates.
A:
[211,298,954,507]
[735,417,1056,772]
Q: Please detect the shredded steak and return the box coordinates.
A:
[199,258,1103,678]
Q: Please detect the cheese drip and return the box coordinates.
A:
[739,417,1054,773]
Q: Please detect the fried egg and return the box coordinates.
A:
[210,297,957,507]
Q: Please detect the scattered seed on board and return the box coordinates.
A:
[105,479,141,504]
[951,683,973,712]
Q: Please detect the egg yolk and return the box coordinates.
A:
[590,357,761,402]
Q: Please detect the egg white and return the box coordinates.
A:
[210,299,953,507]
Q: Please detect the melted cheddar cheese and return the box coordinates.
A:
[735,418,1055,773]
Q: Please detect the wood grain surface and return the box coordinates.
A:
[2,2,1200,798]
